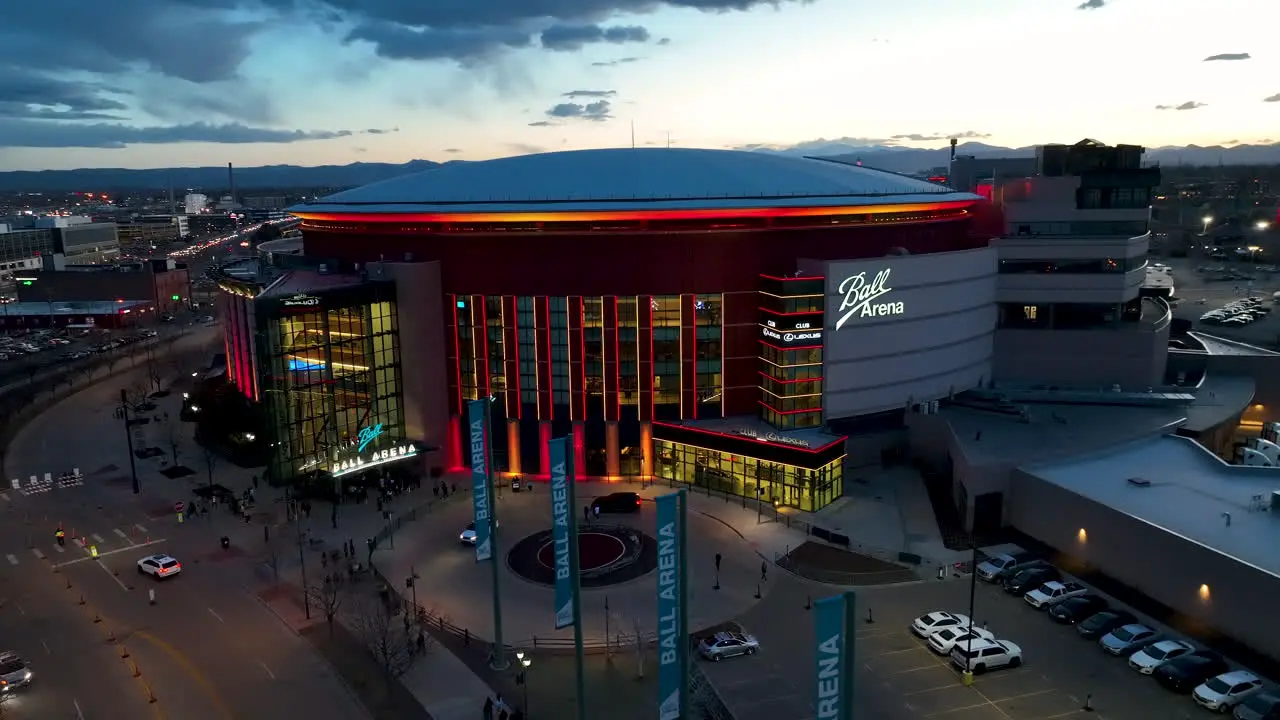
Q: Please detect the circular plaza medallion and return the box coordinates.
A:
[508,525,657,588]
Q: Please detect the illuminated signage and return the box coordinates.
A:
[761,326,823,345]
[734,427,811,448]
[356,423,384,452]
[835,269,904,330]
[282,294,321,307]
[331,442,419,476]
[762,316,821,332]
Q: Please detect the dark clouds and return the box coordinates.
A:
[591,57,642,67]
[0,66,129,121]
[545,100,614,121]
[541,24,649,51]
[893,131,990,142]
[563,90,617,98]
[346,21,533,62]
[1156,101,1206,110]
[1204,53,1251,61]
[1266,94,1280,103]
[0,121,395,149]
[1077,0,1105,8]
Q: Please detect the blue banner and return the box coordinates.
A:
[814,595,849,720]
[656,492,683,720]
[548,437,576,629]
[467,400,492,562]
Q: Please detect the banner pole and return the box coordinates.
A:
[842,592,856,720]
[484,400,508,670]
[567,445,588,720]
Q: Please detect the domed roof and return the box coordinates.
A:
[294,148,976,215]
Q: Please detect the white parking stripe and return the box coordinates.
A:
[0,492,9,503]
[113,528,129,539]
[91,533,106,544]
[32,548,45,560]
[134,523,148,534]
[5,554,17,566]
[52,544,65,553]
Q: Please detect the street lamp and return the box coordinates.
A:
[1202,216,1214,234]
[516,651,532,716]
[961,540,979,686]
[1257,221,1271,232]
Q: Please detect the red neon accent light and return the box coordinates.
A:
[648,297,655,422]
[759,339,823,352]
[759,274,827,282]
[651,421,844,454]
[612,296,621,421]
[758,371,823,384]
[758,400,821,416]
[544,297,554,421]
[291,201,973,225]
[578,298,588,422]
[446,415,464,469]
[510,296,521,420]
[758,307,825,316]
[450,294,463,415]
[539,421,553,476]
[478,295,491,399]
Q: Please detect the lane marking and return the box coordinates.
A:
[32,548,45,560]
[5,553,16,566]
[135,523,149,534]
[924,700,993,717]
[991,688,1056,704]
[98,560,131,591]
[74,698,86,720]
[52,543,65,553]
[135,630,236,720]
[92,533,106,544]
[55,539,166,568]
[207,607,225,623]
[259,661,275,679]
[114,528,129,539]
[0,492,8,503]
[16,603,24,616]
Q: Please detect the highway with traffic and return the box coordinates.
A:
[0,327,369,720]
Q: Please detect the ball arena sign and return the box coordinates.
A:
[835,269,905,330]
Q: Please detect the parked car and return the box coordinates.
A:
[911,611,971,638]
[1128,640,1196,675]
[1234,691,1280,720]
[1024,581,1087,609]
[1048,595,1110,626]
[948,638,1022,674]
[697,631,760,661]
[1079,611,1139,645]
[1099,624,1158,656]
[928,626,995,655]
[591,492,642,514]
[975,552,1039,583]
[1003,566,1061,596]
[1153,651,1230,694]
[1194,671,1264,713]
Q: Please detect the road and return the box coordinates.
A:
[0,331,369,720]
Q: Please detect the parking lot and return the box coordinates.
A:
[703,572,1211,719]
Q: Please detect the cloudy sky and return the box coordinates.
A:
[0,0,1275,171]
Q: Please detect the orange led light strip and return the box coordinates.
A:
[291,200,973,224]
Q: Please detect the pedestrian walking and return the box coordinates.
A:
[252,475,259,489]
[417,630,426,654]
[483,697,494,720]
[593,505,600,521]
[584,505,590,523]
[761,560,768,582]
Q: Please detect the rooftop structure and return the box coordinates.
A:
[292,148,980,216]
[1024,435,1280,579]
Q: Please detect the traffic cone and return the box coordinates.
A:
[79,594,86,605]
[119,645,130,659]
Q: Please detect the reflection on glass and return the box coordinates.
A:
[653,439,843,511]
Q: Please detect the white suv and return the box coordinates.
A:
[1023,581,1086,609]
[1193,670,1263,713]
[137,554,182,579]
[949,638,1022,674]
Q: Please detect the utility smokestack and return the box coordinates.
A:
[950,137,958,161]
[227,163,236,206]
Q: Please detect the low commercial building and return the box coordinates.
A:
[15,259,190,314]
[0,300,150,329]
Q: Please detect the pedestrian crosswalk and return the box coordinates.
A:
[0,522,155,568]
[11,470,85,496]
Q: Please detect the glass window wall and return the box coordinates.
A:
[653,439,843,512]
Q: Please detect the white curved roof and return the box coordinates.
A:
[295,148,977,215]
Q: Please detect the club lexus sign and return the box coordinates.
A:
[835,268,905,330]
[761,326,823,346]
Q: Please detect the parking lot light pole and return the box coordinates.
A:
[962,540,978,685]
[120,389,141,494]
[516,651,532,715]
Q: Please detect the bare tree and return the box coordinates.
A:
[345,594,412,682]
[163,417,184,466]
[308,576,345,638]
[145,358,163,394]
[200,442,218,492]
[123,380,150,410]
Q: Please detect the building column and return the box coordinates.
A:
[507,419,522,475]
[572,422,587,477]
[446,414,465,470]
[640,421,654,479]
[605,421,621,478]
[539,421,553,477]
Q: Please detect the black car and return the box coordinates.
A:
[1003,565,1060,596]
[1046,595,1109,625]
[1153,651,1229,693]
[1235,692,1280,720]
[1075,608,1135,637]
[591,492,642,514]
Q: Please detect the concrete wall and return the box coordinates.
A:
[993,310,1170,388]
[379,261,448,474]
[1170,351,1280,411]
[1007,469,1280,661]
[905,411,1013,528]
[995,233,1150,305]
[813,247,998,419]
